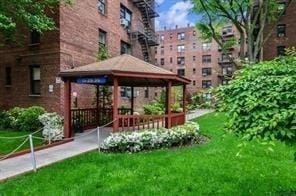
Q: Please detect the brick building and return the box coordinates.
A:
[0,0,158,114]
[263,0,296,60]
[155,25,239,96]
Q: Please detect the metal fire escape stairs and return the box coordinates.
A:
[131,0,159,62]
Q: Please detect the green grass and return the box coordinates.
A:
[0,112,295,195]
[0,130,44,155]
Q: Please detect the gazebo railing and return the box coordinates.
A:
[71,107,132,130]
[118,115,166,132]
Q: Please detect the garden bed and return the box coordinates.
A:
[101,122,208,153]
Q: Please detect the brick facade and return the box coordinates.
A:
[263,0,296,60]
[155,25,221,96]
[0,0,157,114]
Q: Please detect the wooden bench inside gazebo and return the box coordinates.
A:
[59,54,191,138]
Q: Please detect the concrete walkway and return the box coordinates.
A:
[0,109,213,181]
[0,128,112,181]
[186,109,214,120]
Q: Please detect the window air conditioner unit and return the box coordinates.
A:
[120,19,129,28]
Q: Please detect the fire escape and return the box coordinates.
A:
[131,0,159,62]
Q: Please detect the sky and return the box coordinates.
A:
[155,0,199,30]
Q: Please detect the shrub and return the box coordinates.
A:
[143,102,165,115]
[217,55,296,141]
[39,113,64,141]
[8,106,46,132]
[100,122,207,153]
[0,110,11,129]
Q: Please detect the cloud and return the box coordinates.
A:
[155,0,165,4]
[156,1,194,30]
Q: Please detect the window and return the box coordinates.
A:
[5,67,12,86]
[193,56,196,61]
[193,68,196,74]
[202,55,211,63]
[155,47,158,54]
[170,57,173,63]
[98,0,106,15]
[161,46,164,55]
[278,2,286,15]
[222,26,233,36]
[121,87,131,98]
[160,58,165,65]
[177,45,185,53]
[177,69,185,76]
[30,66,41,95]
[222,80,229,85]
[170,45,173,51]
[193,80,196,86]
[170,33,173,39]
[30,30,40,45]
[202,80,212,89]
[193,43,196,49]
[202,42,212,51]
[177,57,185,65]
[120,5,132,27]
[144,87,149,98]
[99,29,107,48]
[160,35,164,41]
[277,46,286,56]
[277,24,286,37]
[177,32,185,40]
[155,58,158,65]
[202,68,212,76]
[202,93,212,101]
[121,41,131,54]
[222,66,233,75]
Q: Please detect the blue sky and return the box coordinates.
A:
[155,0,199,30]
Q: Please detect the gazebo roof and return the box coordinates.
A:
[60,54,191,86]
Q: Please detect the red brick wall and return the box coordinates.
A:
[155,26,221,95]
[0,10,61,112]
[0,0,157,114]
[263,1,296,60]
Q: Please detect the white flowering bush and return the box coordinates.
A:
[101,122,207,153]
[39,113,64,141]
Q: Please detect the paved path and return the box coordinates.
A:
[186,109,214,121]
[0,128,112,181]
[0,109,213,181]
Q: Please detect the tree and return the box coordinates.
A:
[191,0,293,64]
[0,0,71,42]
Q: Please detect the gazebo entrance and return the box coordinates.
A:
[60,54,191,138]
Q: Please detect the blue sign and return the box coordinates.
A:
[77,76,107,84]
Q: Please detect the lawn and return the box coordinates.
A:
[0,112,295,195]
[0,131,44,155]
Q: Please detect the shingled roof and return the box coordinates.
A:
[60,54,190,86]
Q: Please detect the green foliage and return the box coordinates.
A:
[188,90,216,110]
[0,110,11,129]
[96,45,110,61]
[217,55,296,141]
[0,0,72,42]
[143,102,165,115]
[7,106,46,132]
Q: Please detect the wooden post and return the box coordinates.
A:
[96,85,100,125]
[131,86,134,115]
[64,79,72,138]
[113,77,119,132]
[165,80,172,128]
[183,84,187,113]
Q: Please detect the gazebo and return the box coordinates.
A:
[59,54,191,138]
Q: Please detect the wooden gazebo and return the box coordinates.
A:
[60,54,191,138]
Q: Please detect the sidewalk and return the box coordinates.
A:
[0,109,213,181]
[0,128,111,181]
